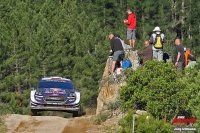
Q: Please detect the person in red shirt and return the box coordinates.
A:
[124,8,136,51]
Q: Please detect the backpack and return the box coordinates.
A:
[122,59,131,69]
[154,34,163,49]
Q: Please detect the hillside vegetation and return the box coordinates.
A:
[0,1,200,132]
[119,60,200,132]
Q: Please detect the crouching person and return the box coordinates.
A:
[109,34,124,80]
[184,48,197,68]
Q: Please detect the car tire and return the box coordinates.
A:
[72,111,79,117]
[30,109,37,116]
[72,107,82,117]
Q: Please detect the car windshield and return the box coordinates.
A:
[38,81,74,90]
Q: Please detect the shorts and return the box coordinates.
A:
[113,50,124,61]
[177,62,184,70]
[127,28,136,40]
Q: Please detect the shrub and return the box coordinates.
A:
[93,111,110,125]
[120,60,199,121]
[118,109,173,133]
[0,116,6,133]
[107,95,122,111]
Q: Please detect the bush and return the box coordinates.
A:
[118,109,173,133]
[0,116,6,133]
[120,60,200,122]
[93,111,110,125]
[107,96,122,111]
[186,58,200,132]
[118,109,135,133]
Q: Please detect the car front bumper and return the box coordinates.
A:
[30,90,80,112]
[30,102,80,112]
[30,106,80,111]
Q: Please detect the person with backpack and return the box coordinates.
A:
[149,26,166,61]
[124,8,136,51]
[108,34,124,79]
[136,40,153,65]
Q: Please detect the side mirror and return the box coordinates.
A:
[31,87,35,91]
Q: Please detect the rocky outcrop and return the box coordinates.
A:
[96,51,140,115]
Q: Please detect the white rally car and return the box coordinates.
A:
[30,76,81,117]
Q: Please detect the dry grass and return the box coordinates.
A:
[0,115,7,133]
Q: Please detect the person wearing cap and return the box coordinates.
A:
[149,26,166,61]
[124,8,136,51]
[184,48,196,68]
[174,38,184,70]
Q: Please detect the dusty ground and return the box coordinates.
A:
[5,114,98,133]
[4,110,123,133]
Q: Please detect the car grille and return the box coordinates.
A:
[44,96,66,103]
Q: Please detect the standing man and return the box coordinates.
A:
[109,34,124,79]
[174,38,184,70]
[149,26,166,61]
[124,8,136,51]
[136,40,153,65]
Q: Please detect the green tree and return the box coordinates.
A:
[120,61,199,121]
[118,109,173,133]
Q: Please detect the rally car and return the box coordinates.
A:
[30,76,81,117]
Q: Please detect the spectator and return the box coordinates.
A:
[149,26,166,61]
[184,48,196,68]
[136,40,153,65]
[174,38,184,70]
[108,34,124,79]
[124,8,136,51]
[114,34,126,50]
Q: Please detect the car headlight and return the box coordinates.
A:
[68,93,76,102]
[35,88,42,96]
[69,93,76,97]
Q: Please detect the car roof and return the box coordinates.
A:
[41,76,72,82]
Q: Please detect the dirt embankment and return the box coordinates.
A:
[4,109,123,133]
[4,114,100,133]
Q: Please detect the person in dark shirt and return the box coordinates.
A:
[136,40,153,65]
[174,38,184,70]
[108,34,124,78]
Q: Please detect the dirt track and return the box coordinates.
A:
[4,114,100,133]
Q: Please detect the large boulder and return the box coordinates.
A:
[96,51,140,115]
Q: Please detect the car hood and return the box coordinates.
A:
[41,88,70,97]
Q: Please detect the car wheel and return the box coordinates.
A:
[72,107,81,117]
[72,111,79,117]
[30,109,37,116]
